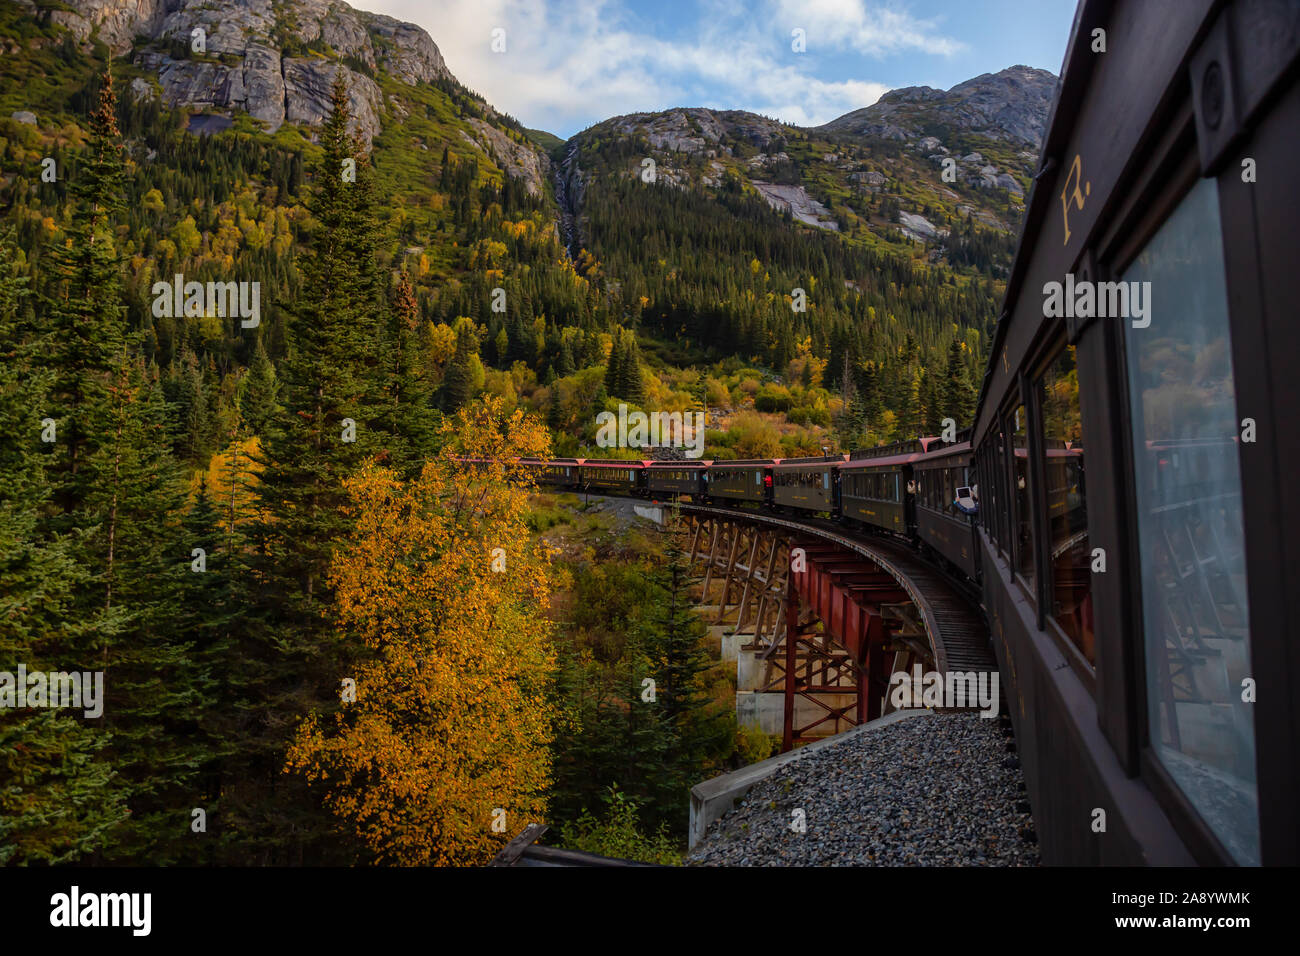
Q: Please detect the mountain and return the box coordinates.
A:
[1,0,1054,454]
[14,0,447,139]
[817,65,1056,147]
[7,0,564,202]
[560,85,1045,264]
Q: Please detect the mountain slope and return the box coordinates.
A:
[817,65,1056,147]
[2,0,1054,458]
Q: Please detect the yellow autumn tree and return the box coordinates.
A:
[286,397,558,865]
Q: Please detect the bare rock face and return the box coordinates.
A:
[750,182,838,231]
[898,210,945,242]
[606,108,732,154]
[47,0,450,143]
[284,58,382,142]
[995,172,1024,197]
[39,0,168,54]
[816,65,1056,148]
[240,42,287,130]
[362,13,448,85]
[463,119,550,197]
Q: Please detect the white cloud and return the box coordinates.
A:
[360,0,956,135]
[773,0,965,57]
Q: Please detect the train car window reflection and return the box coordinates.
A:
[1122,177,1257,865]
[1040,345,1093,664]
[994,428,1010,554]
[1011,406,1034,587]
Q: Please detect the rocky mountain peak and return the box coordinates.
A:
[22,0,452,143]
[816,65,1057,147]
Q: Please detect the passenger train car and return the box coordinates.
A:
[913,438,978,580]
[840,438,941,539]
[969,0,1298,864]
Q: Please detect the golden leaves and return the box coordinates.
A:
[287,397,559,865]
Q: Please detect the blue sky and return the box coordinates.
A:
[365,0,1079,137]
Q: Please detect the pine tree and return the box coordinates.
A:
[621,335,646,406]
[557,338,576,377]
[0,226,125,864]
[95,360,219,864]
[242,72,380,864]
[603,333,624,398]
[40,69,128,523]
[636,517,733,832]
[944,339,974,429]
[240,339,280,437]
[380,271,437,474]
[172,479,243,864]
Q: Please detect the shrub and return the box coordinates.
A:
[560,787,680,866]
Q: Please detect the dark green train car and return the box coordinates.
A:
[644,461,708,498]
[772,456,843,514]
[914,441,977,579]
[839,459,909,533]
[520,457,580,488]
[578,459,645,495]
[707,460,774,506]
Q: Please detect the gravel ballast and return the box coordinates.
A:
[688,712,1041,866]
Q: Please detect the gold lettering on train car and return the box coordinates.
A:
[1060,154,1090,245]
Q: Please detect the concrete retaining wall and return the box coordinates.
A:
[688,710,934,849]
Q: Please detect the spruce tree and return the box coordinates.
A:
[621,335,645,406]
[944,339,974,429]
[41,69,128,522]
[95,358,218,864]
[380,271,437,474]
[0,226,125,864]
[240,338,280,437]
[603,333,624,398]
[637,518,733,832]
[243,72,378,863]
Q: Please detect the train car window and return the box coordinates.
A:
[1039,345,1093,665]
[1121,177,1257,865]
[985,451,996,534]
[1011,406,1034,588]
[977,452,988,530]
[991,430,1008,552]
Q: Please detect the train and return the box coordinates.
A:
[482,0,1300,867]
[511,435,986,585]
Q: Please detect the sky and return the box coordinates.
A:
[363,0,1080,138]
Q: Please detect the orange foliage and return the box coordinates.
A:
[286,398,559,865]
[191,436,266,529]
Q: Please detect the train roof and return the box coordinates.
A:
[580,459,646,469]
[644,459,711,468]
[708,458,782,467]
[913,441,973,464]
[772,454,848,470]
[848,437,940,460]
[840,450,927,470]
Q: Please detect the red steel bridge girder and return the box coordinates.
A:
[780,547,912,750]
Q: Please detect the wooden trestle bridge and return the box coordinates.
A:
[679,503,994,750]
